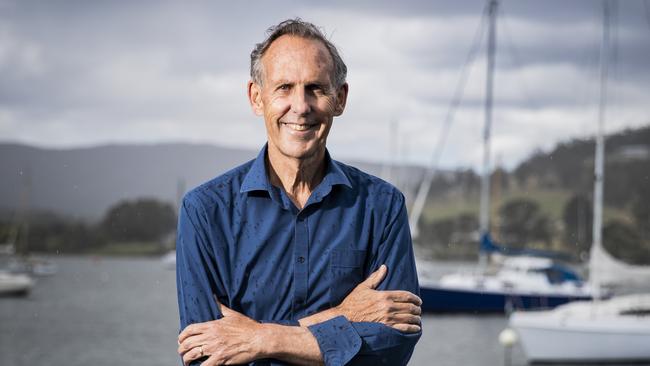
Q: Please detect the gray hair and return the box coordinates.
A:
[250,18,347,88]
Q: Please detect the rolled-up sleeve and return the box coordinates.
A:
[307,192,421,366]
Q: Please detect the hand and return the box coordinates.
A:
[177,303,266,365]
[336,264,422,333]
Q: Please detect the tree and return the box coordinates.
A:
[632,186,650,241]
[102,198,176,242]
[419,217,455,248]
[498,199,551,247]
[417,213,479,259]
[603,220,649,265]
[562,194,593,254]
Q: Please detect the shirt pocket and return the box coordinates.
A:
[329,248,366,307]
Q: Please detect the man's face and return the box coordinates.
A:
[249,35,347,161]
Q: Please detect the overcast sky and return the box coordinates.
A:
[1,0,649,169]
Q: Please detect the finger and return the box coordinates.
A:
[201,354,221,366]
[387,313,421,326]
[178,323,205,344]
[392,323,421,333]
[177,334,205,355]
[388,302,422,316]
[361,264,387,289]
[182,346,205,365]
[385,290,422,306]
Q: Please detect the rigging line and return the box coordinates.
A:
[409,2,490,237]
[644,0,650,32]
[498,5,542,111]
[609,0,620,125]
[570,5,604,128]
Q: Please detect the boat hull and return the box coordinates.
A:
[515,323,650,363]
[420,284,592,313]
[510,295,650,363]
[0,272,34,297]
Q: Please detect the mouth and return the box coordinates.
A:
[280,122,318,131]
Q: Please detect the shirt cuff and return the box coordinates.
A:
[260,319,300,326]
[307,315,362,366]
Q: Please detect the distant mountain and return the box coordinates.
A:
[10,126,643,223]
[0,143,405,220]
[0,143,252,219]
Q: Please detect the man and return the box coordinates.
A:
[176,19,422,366]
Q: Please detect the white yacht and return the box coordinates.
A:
[510,294,650,362]
[0,270,34,296]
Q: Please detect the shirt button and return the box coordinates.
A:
[297,256,305,263]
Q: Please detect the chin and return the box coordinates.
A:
[279,142,323,161]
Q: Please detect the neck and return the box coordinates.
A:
[266,146,326,210]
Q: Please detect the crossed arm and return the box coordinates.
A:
[177,264,422,366]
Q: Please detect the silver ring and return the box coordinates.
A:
[199,345,204,357]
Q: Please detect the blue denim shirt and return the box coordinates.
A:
[176,145,421,366]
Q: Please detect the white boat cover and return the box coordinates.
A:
[590,240,650,288]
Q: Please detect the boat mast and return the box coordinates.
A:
[591,0,610,299]
[479,0,498,245]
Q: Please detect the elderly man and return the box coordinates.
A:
[176,19,421,366]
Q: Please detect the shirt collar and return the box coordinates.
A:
[240,144,352,194]
[240,144,273,193]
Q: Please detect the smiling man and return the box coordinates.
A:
[176,19,421,366]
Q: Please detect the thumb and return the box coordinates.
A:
[220,302,236,317]
[361,264,387,289]
[213,294,235,317]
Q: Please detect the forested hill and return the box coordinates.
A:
[418,124,650,262]
[514,125,650,208]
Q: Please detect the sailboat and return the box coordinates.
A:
[0,244,35,296]
[0,270,34,296]
[509,1,650,362]
[416,0,595,313]
[3,165,57,278]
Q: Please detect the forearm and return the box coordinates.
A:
[259,323,324,365]
[298,306,341,327]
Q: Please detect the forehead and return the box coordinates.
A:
[261,35,334,83]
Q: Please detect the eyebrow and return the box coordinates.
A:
[271,78,330,87]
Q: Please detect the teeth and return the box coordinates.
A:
[283,123,313,131]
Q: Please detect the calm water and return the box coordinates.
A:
[0,256,643,366]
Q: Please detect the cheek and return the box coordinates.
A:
[266,97,290,118]
[320,96,339,114]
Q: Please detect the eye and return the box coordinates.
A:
[277,84,291,91]
[307,83,328,94]
[307,84,321,91]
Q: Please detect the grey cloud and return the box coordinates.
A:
[1,0,648,168]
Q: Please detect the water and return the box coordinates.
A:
[0,256,179,365]
[0,256,644,366]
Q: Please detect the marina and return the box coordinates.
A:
[1,1,649,365]
[2,256,648,366]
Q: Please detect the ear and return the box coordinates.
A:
[248,80,264,116]
[333,83,349,116]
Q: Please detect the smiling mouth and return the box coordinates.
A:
[280,122,318,131]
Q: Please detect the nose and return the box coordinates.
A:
[290,87,311,116]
